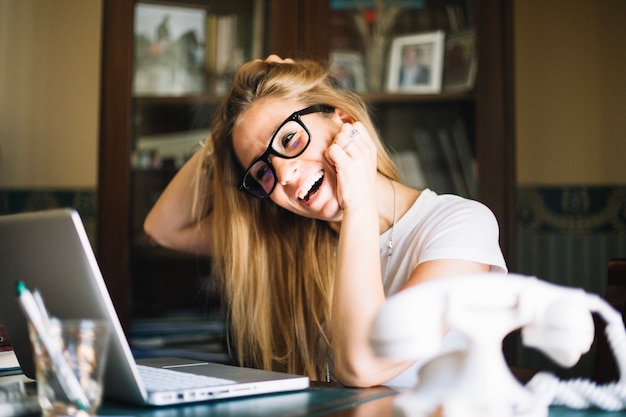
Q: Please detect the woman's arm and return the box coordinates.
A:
[325,122,412,387]
[145,54,289,255]
[327,124,493,386]
[334,253,489,387]
[144,148,214,257]
[405,259,490,289]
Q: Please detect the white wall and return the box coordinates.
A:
[515,0,626,185]
[0,0,102,188]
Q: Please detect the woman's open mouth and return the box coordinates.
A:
[298,170,324,202]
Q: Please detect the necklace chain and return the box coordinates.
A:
[382,179,397,289]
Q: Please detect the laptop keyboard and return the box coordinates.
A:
[137,365,236,392]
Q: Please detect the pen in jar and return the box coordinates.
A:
[15,281,90,411]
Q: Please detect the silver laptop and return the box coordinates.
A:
[0,208,309,406]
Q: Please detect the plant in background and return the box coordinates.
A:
[350,0,400,92]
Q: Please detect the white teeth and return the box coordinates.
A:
[298,170,324,200]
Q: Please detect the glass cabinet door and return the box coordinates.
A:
[129,1,266,320]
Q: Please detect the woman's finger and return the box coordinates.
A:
[264,54,295,64]
[343,128,360,152]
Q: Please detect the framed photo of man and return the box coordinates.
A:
[386,31,445,94]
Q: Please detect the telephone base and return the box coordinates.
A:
[391,349,549,417]
[370,273,626,415]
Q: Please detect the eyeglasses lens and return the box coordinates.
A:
[247,160,275,197]
[243,120,309,198]
[271,120,309,157]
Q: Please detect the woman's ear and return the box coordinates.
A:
[334,107,354,124]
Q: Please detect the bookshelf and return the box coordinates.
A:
[98,0,515,330]
[267,0,516,266]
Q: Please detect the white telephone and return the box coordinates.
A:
[369,273,626,417]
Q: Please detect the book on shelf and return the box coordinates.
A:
[0,321,20,377]
[437,127,469,197]
[1,322,20,377]
[205,13,245,94]
[132,129,209,170]
[215,14,238,76]
[450,118,477,198]
[411,119,476,198]
[445,2,472,33]
[0,351,21,377]
[0,321,11,352]
[204,13,218,78]
[413,127,456,195]
[251,0,266,60]
[391,150,427,190]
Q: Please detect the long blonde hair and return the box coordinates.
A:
[194,59,397,380]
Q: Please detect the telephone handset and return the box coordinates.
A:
[369,273,626,417]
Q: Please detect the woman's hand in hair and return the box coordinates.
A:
[256,54,294,64]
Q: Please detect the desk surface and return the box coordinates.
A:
[99,383,626,417]
[101,383,393,417]
[2,375,624,416]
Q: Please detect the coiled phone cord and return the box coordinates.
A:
[526,293,626,411]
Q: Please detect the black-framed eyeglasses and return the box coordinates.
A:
[238,104,334,199]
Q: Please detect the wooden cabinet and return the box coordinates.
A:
[99,0,515,330]
[99,0,258,329]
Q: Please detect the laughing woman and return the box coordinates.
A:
[144,55,507,388]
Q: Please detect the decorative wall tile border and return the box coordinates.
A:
[517,185,626,234]
[2,184,624,257]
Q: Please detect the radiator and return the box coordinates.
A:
[513,185,626,378]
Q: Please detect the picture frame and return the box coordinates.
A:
[386,31,445,94]
[442,31,477,92]
[329,51,367,92]
[133,3,207,96]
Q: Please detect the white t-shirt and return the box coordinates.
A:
[380,189,507,297]
[378,189,508,387]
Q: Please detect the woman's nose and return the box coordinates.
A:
[272,157,299,185]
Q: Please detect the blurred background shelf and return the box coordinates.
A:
[98,0,515,341]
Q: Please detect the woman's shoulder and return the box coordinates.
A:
[412,189,495,220]
[404,189,507,272]
[393,189,500,243]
